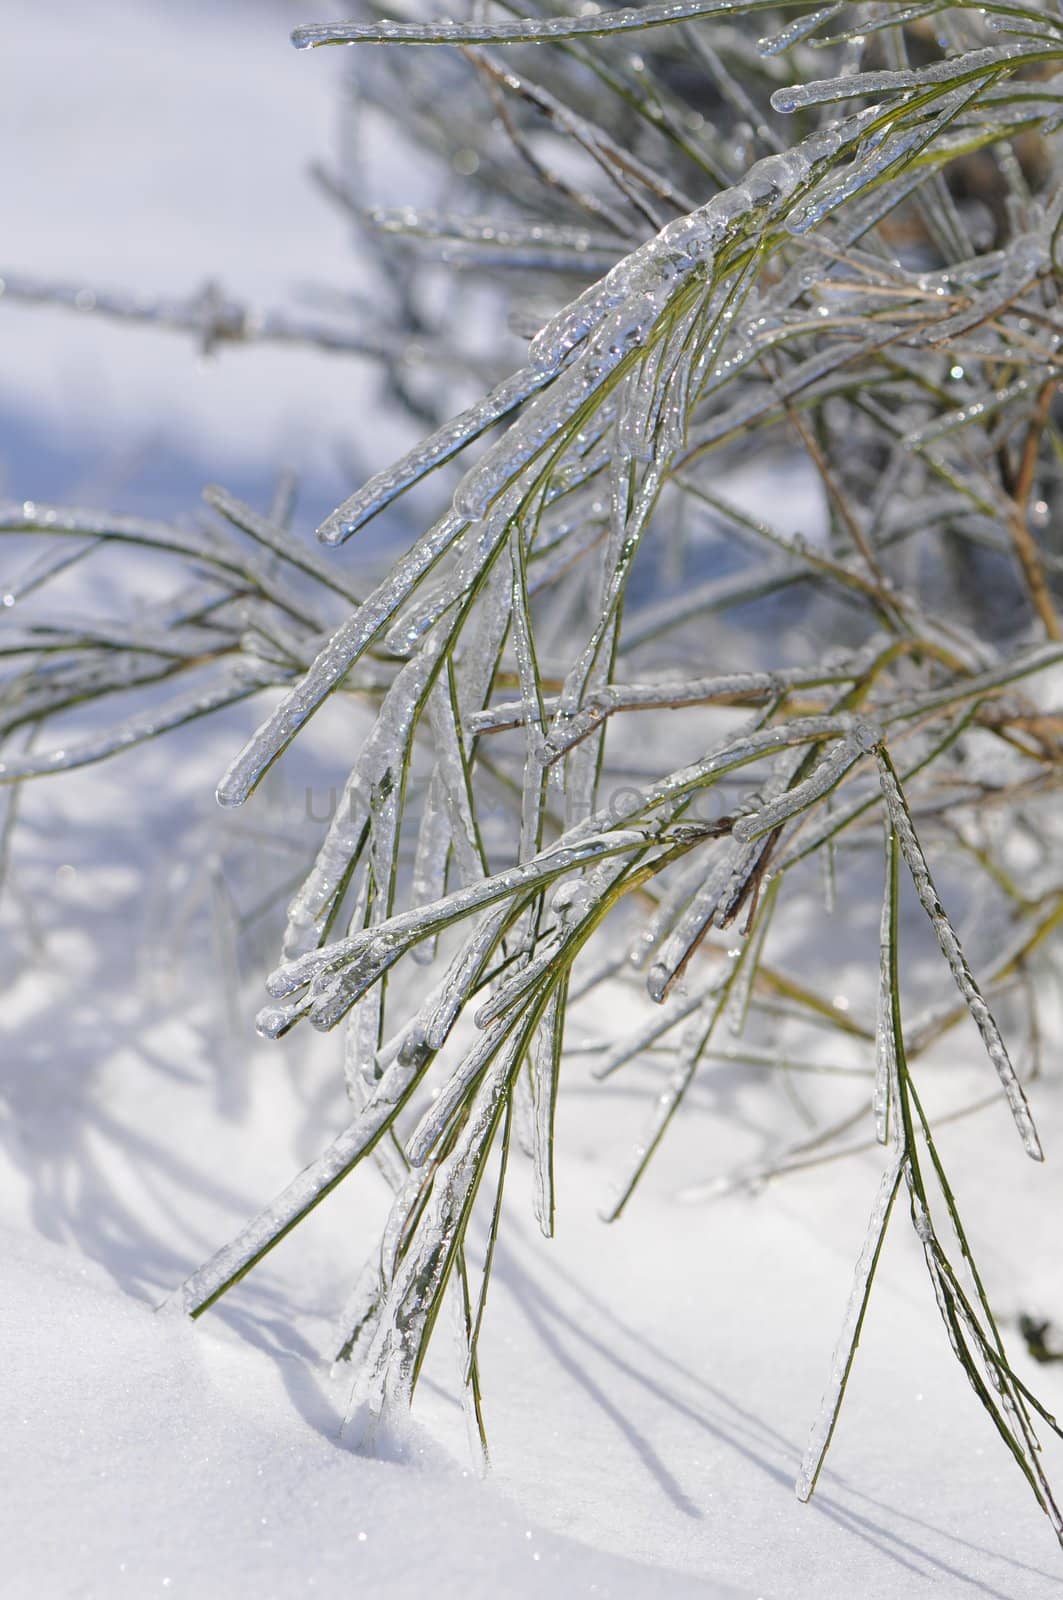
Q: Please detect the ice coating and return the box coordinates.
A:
[783,82,985,236]
[507,527,548,846]
[316,366,549,545]
[215,511,465,807]
[266,828,652,999]
[0,498,229,562]
[330,1245,389,1368]
[527,229,695,377]
[506,576,544,762]
[0,659,283,784]
[473,938,560,1031]
[626,852,713,975]
[639,725,823,1004]
[592,978,713,1080]
[382,569,465,657]
[730,732,873,842]
[904,374,1041,449]
[344,966,384,1100]
[204,483,362,605]
[876,749,1043,1161]
[404,1020,510,1167]
[527,145,812,377]
[293,0,798,51]
[343,1049,514,1431]
[679,324,896,466]
[887,642,1063,724]
[383,454,606,658]
[425,674,489,885]
[366,204,625,257]
[407,904,517,1057]
[610,713,861,833]
[771,42,1035,114]
[3,534,106,607]
[455,288,669,523]
[217,109,876,808]
[646,839,761,1002]
[724,878,778,1038]
[13,498,306,639]
[472,666,830,741]
[170,1025,439,1316]
[916,231,1051,347]
[466,41,696,220]
[272,723,845,1004]
[757,2,843,56]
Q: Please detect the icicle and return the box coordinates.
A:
[724,878,779,1038]
[796,1156,904,1501]
[876,749,1043,1161]
[530,990,564,1237]
[874,828,898,1147]
[281,627,449,955]
[409,770,452,967]
[331,1254,386,1369]
[343,962,381,1099]
[344,991,410,1193]
[616,339,668,465]
[604,962,737,1219]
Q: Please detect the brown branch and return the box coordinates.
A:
[1006,380,1061,640]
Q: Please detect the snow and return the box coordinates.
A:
[3,3,1063,1597]
[1,1229,724,1599]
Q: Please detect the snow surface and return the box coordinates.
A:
[3,3,1063,1597]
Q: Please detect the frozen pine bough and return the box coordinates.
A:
[5,0,1063,1548]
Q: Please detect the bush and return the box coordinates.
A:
[5,0,1063,1545]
